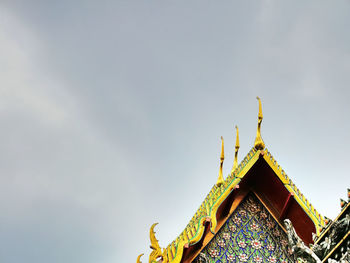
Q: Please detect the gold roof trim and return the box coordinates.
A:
[262,150,325,233]
[144,147,325,263]
[148,147,258,263]
[140,99,324,263]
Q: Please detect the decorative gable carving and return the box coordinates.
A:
[193,193,296,263]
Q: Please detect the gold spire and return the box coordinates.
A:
[231,125,240,174]
[216,136,225,186]
[254,97,265,150]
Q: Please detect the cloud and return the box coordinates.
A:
[0,7,130,263]
[0,1,349,262]
[0,7,74,126]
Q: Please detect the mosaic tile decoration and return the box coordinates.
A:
[193,193,296,263]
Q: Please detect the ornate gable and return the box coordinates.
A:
[138,98,325,263]
[193,192,296,263]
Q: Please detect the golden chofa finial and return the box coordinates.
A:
[149,223,163,262]
[136,253,144,263]
[254,97,265,150]
[231,126,240,175]
[216,136,225,186]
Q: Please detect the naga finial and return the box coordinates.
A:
[231,126,240,175]
[149,223,163,263]
[216,136,225,186]
[136,253,144,263]
[254,97,265,150]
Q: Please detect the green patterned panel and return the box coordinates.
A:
[193,193,296,263]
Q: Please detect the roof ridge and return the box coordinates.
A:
[163,147,258,261]
[263,149,325,230]
[162,147,325,263]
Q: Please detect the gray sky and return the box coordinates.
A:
[0,1,350,262]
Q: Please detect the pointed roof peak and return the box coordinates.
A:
[141,98,326,263]
[147,145,325,263]
[254,96,265,150]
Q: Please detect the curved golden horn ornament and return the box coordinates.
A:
[254,97,265,150]
[231,125,240,174]
[149,223,163,263]
[136,253,144,263]
[216,136,225,186]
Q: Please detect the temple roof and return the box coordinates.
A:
[156,149,325,263]
[139,98,325,263]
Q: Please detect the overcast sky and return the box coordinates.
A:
[0,1,350,263]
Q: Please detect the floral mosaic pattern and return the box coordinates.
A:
[193,193,296,263]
